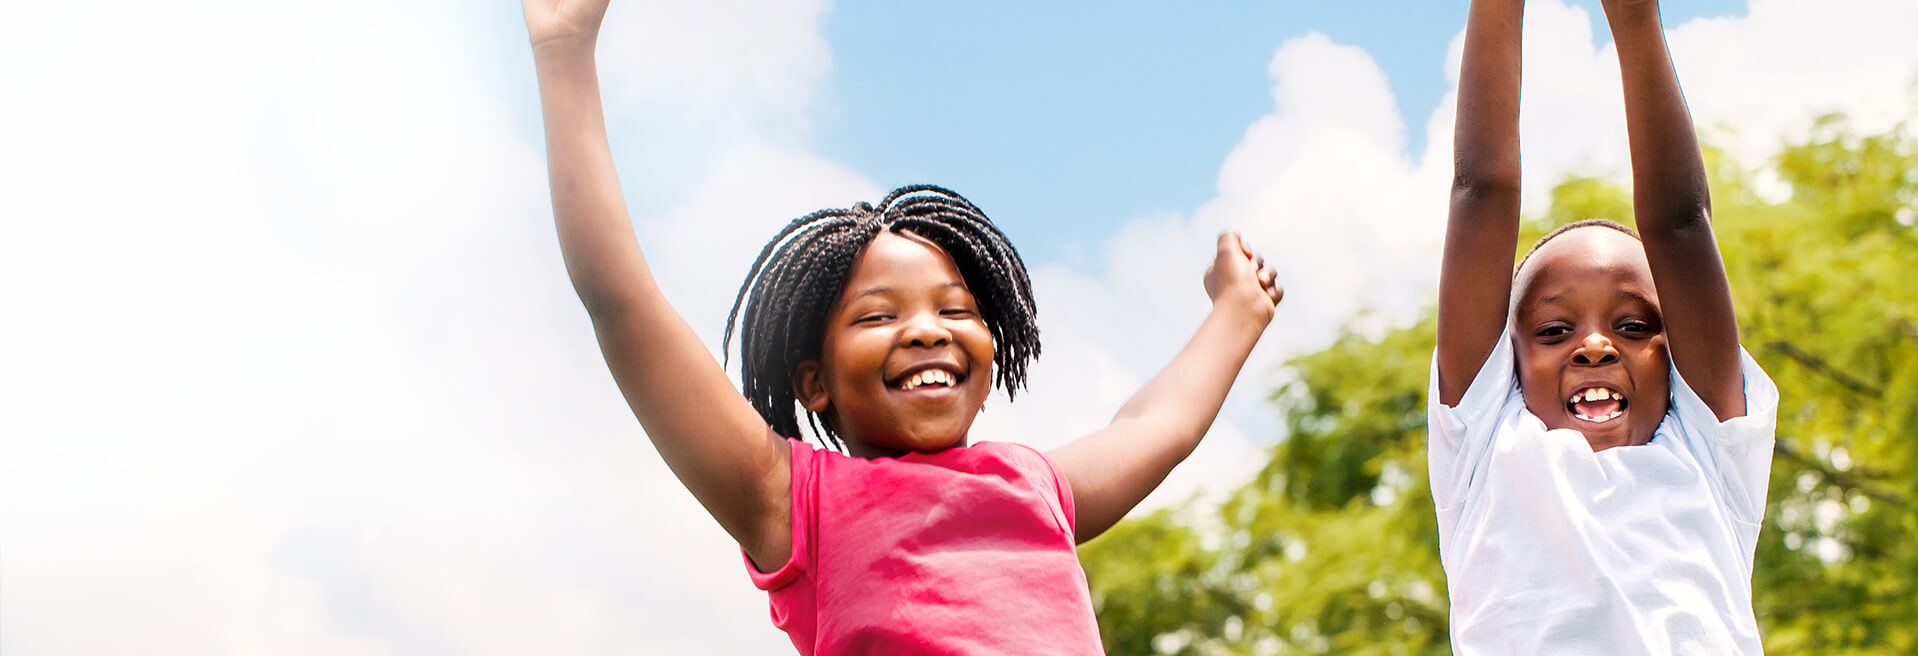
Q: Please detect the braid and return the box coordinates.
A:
[723,186,1040,451]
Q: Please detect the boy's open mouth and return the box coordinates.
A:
[1566,386,1627,423]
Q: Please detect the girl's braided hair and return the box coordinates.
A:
[722,184,1040,451]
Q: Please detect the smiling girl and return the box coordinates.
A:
[523,1,1282,653]
[1431,0,1780,652]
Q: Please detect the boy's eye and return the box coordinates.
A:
[1536,324,1572,340]
[1617,320,1655,336]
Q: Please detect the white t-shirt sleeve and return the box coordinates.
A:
[1666,347,1780,529]
[1427,336,1517,513]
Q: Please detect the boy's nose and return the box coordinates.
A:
[1571,332,1619,366]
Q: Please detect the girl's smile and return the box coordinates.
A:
[795,230,997,459]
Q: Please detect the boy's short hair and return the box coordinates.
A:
[1513,218,1642,279]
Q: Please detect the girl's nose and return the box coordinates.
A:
[900,311,952,348]
[1572,332,1619,366]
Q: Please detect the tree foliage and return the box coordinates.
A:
[1081,117,1918,655]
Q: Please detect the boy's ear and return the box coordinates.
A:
[792,360,830,413]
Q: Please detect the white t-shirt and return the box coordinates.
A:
[1428,336,1778,655]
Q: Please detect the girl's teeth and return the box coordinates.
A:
[901,370,956,390]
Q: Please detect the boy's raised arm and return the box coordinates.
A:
[525,0,791,567]
[1437,0,1526,406]
[1603,0,1745,419]
[1049,233,1281,542]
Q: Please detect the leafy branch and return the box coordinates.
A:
[1774,438,1909,508]
[1766,340,1883,399]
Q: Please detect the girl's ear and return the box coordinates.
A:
[792,360,830,413]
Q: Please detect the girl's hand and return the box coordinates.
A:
[1203,232,1283,324]
[524,0,612,54]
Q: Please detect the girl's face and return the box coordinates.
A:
[1511,227,1671,451]
[794,230,996,458]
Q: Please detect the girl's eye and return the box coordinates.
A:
[939,308,974,318]
[855,313,894,324]
[1536,324,1571,340]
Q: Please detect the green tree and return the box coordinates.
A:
[1081,117,1918,655]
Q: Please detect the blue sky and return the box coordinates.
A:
[820,1,1747,265]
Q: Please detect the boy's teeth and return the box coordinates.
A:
[1572,387,1621,402]
[1574,408,1622,422]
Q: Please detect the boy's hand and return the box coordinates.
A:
[1204,232,1283,325]
[524,0,611,54]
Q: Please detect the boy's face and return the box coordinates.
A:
[796,230,996,458]
[1511,227,1670,451]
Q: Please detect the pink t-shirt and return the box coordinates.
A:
[744,437,1104,655]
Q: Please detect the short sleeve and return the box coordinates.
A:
[1668,347,1780,527]
[1427,336,1517,510]
[997,442,1078,537]
[743,436,814,592]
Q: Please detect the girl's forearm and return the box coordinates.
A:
[1055,302,1264,540]
[533,47,661,317]
[1109,302,1268,444]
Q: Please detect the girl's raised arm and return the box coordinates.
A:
[1436,0,1525,406]
[524,0,791,568]
[1603,0,1745,419]
[1049,233,1281,542]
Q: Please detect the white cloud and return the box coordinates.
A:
[4,0,1913,654]
[1,0,814,653]
[596,0,832,117]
